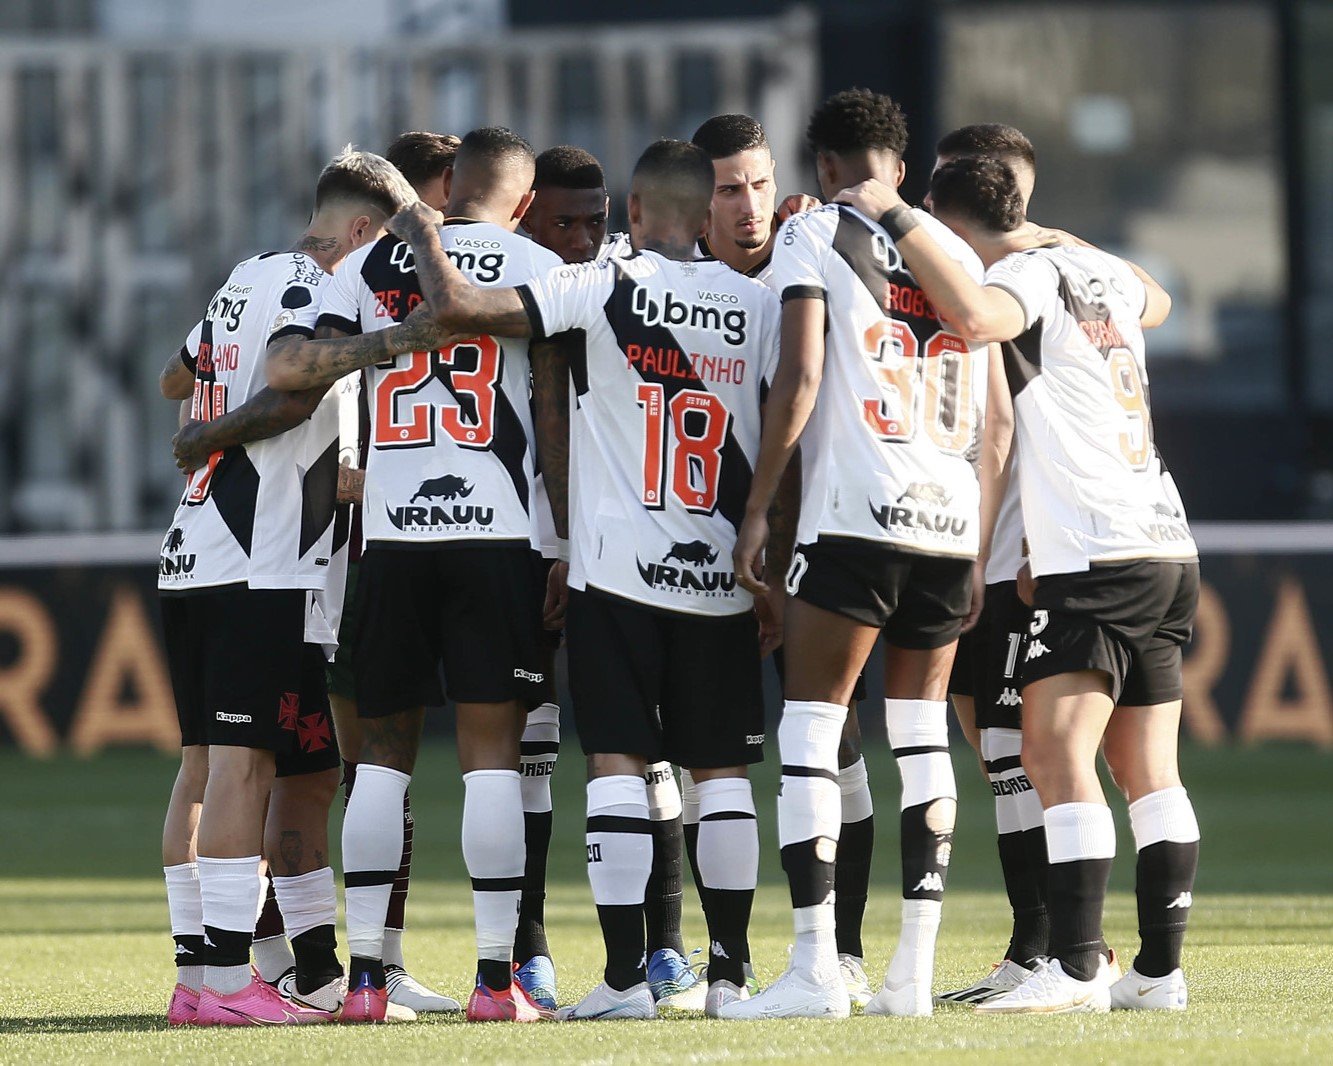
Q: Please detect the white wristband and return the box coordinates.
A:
[556,538,571,563]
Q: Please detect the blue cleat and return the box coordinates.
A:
[514,955,558,1011]
[647,948,702,1002]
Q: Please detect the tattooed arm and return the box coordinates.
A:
[390,203,535,337]
[266,315,445,391]
[160,350,194,401]
[172,384,330,473]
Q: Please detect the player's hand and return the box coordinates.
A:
[172,420,213,473]
[733,511,770,596]
[776,193,821,223]
[834,178,904,219]
[755,586,786,656]
[397,303,454,352]
[337,459,364,505]
[1017,561,1036,607]
[388,200,444,239]
[961,558,986,634]
[543,560,570,630]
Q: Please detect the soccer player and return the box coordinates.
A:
[692,112,877,1008]
[843,156,1199,1013]
[265,126,559,1024]
[390,138,789,1021]
[156,148,418,1025]
[730,89,990,1018]
[522,144,700,1007]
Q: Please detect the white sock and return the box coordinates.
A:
[883,898,943,988]
[383,928,405,969]
[838,756,874,823]
[521,704,559,815]
[341,763,410,962]
[679,767,700,829]
[645,762,682,822]
[251,935,295,983]
[585,775,652,906]
[1045,802,1117,863]
[272,867,336,941]
[983,728,1043,834]
[164,862,205,991]
[792,904,838,980]
[198,855,262,995]
[462,769,525,964]
[695,777,759,890]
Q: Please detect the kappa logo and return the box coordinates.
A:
[514,667,546,683]
[995,687,1021,707]
[663,540,719,566]
[913,872,945,893]
[215,711,252,724]
[746,734,765,745]
[710,941,731,959]
[1025,640,1051,661]
[1166,891,1193,910]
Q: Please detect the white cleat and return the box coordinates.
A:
[286,974,347,1015]
[1096,949,1122,989]
[935,959,1035,1006]
[838,954,873,1008]
[716,963,850,1020]
[384,965,462,1013]
[864,973,932,1017]
[1109,966,1187,1011]
[657,977,708,1013]
[974,959,1110,1015]
[557,981,656,1021]
[704,979,748,1018]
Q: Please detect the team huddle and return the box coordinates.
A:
[156,87,1201,1025]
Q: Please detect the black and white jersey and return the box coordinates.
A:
[986,467,1026,586]
[159,252,339,594]
[519,252,781,616]
[986,244,1196,576]
[769,204,988,558]
[318,222,561,548]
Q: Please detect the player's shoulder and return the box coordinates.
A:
[911,209,983,276]
[776,201,839,246]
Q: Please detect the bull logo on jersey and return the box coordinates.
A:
[411,474,475,503]
[159,527,196,578]
[898,482,952,507]
[663,540,719,566]
[630,286,748,346]
[637,540,737,599]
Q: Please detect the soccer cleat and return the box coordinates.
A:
[271,967,298,998]
[935,958,1036,1006]
[704,979,748,1018]
[974,959,1111,1015]
[466,977,554,1022]
[196,976,321,1026]
[1097,949,1122,989]
[656,977,708,1013]
[284,974,345,1021]
[167,983,199,1026]
[514,955,558,1012]
[744,961,759,998]
[386,965,462,1013]
[864,973,932,1017]
[716,961,850,1020]
[339,972,389,1024]
[556,981,657,1021]
[838,954,873,1008]
[646,948,701,1002]
[1109,966,1187,1011]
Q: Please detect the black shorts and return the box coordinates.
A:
[325,560,360,701]
[1023,560,1200,706]
[787,537,973,649]
[354,542,548,717]
[161,587,340,777]
[566,588,765,769]
[971,581,1030,730]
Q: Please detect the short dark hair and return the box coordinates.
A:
[691,114,768,160]
[455,126,535,172]
[384,131,461,189]
[929,157,1026,233]
[935,123,1036,172]
[806,88,908,157]
[534,145,606,191]
[631,139,714,222]
[314,146,416,218]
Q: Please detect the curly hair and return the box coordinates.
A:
[935,124,1035,171]
[806,88,908,157]
[928,156,1025,233]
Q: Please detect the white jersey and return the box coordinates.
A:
[159,252,338,594]
[602,230,776,286]
[986,462,1027,586]
[519,251,782,616]
[985,244,1197,576]
[318,222,561,547]
[769,204,988,558]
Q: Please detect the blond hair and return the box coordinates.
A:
[315,144,417,218]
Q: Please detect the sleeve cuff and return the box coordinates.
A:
[179,345,197,372]
[781,284,827,304]
[984,279,1036,332]
[315,312,361,336]
[268,324,315,345]
[516,284,547,340]
[556,538,571,563]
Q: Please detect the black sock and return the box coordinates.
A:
[1134,839,1198,977]
[700,886,751,986]
[349,955,385,989]
[683,820,704,897]
[202,925,251,969]
[515,809,553,962]
[998,826,1050,963]
[479,958,512,992]
[292,925,342,994]
[901,801,952,903]
[174,933,206,969]
[1047,857,1112,981]
[834,815,874,958]
[645,816,685,957]
[597,905,647,991]
[781,837,836,910]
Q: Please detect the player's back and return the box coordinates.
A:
[324,222,561,547]
[986,243,1196,575]
[521,250,781,615]
[770,203,988,559]
[159,251,338,594]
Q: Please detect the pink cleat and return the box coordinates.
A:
[466,977,555,1022]
[195,976,318,1026]
[167,983,199,1026]
[339,972,389,1024]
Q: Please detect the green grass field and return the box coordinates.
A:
[2,742,1331,1064]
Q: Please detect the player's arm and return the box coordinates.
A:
[1032,225,1172,328]
[733,298,825,595]
[390,203,534,338]
[266,317,447,391]
[531,333,575,627]
[172,384,331,473]
[965,342,1015,631]
[160,349,194,400]
[836,180,1025,343]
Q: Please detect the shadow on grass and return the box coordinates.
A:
[0,1014,165,1034]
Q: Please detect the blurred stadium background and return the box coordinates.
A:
[0,0,1329,754]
